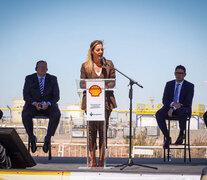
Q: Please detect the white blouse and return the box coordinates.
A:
[95,69,102,76]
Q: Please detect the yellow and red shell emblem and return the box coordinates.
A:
[89,85,102,97]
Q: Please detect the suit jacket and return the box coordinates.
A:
[162,79,194,112]
[23,73,60,109]
[80,59,117,110]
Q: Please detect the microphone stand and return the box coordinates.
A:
[104,61,157,170]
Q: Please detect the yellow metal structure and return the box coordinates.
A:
[0,103,205,116]
[136,103,205,116]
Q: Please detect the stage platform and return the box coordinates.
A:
[0,157,206,179]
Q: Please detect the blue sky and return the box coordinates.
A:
[0,0,207,110]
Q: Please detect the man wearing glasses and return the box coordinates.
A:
[22,60,61,153]
[156,65,194,148]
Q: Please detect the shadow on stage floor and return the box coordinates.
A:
[24,157,207,175]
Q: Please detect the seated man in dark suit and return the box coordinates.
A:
[156,65,194,148]
[22,60,61,153]
[203,111,207,127]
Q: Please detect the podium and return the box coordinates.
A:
[77,79,115,168]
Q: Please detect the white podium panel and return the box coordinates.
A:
[86,80,105,121]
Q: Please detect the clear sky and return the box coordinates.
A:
[0,0,207,110]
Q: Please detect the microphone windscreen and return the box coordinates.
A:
[101,57,107,66]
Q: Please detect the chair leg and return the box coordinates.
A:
[163,119,171,162]
[188,120,191,162]
[28,137,30,152]
[164,150,166,162]
[48,141,52,160]
[163,139,166,162]
[167,120,170,162]
[167,148,169,161]
[184,129,186,162]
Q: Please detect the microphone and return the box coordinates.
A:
[101,56,108,66]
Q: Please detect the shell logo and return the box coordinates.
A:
[89,85,102,97]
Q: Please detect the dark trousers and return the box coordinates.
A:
[88,109,112,151]
[22,104,61,141]
[156,106,189,137]
[203,111,207,127]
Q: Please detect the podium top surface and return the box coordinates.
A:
[76,79,116,91]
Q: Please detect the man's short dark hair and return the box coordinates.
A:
[35,60,47,71]
[175,65,186,73]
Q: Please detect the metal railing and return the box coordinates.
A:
[136,103,205,116]
[22,142,207,158]
[132,145,207,159]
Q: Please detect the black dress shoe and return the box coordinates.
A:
[30,139,37,153]
[175,134,185,145]
[163,137,171,149]
[43,141,50,153]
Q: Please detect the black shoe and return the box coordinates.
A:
[43,140,50,153]
[163,137,171,149]
[175,134,185,145]
[30,139,37,153]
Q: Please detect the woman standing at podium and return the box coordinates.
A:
[80,40,117,167]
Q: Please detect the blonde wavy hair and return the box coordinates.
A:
[84,40,103,74]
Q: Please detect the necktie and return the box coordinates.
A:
[173,84,180,102]
[39,78,44,96]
